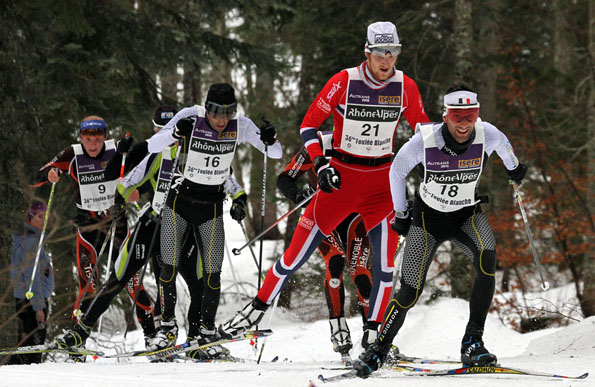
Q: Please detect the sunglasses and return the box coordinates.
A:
[80,129,106,137]
[206,101,237,119]
[369,45,401,58]
[446,108,479,123]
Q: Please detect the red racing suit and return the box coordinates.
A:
[277,146,372,322]
[258,60,429,322]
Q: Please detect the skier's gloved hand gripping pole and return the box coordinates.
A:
[25,182,56,300]
[512,182,549,291]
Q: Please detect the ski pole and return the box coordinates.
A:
[239,222,260,271]
[258,140,268,291]
[123,216,160,338]
[72,216,118,318]
[223,238,251,298]
[513,184,549,291]
[25,182,56,300]
[119,132,130,181]
[256,294,279,364]
[232,189,320,256]
[96,133,131,339]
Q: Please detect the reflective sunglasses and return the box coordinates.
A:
[447,107,480,123]
[206,101,237,119]
[80,129,106,138]
[369,45,401,58]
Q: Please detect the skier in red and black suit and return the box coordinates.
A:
[277,132,375,360]
[35,115,155,361]
[219,21,429,344]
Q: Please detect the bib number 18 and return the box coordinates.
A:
[440,185,459,197]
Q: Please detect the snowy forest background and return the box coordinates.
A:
[0,0,593,352]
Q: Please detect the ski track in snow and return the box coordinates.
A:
[2,211,593,386]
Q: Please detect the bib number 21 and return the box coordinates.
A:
[361,123,379,136]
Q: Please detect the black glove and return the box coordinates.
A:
[259,119,277,146]
[230,192,248,222]
[507,163,528,186]
[391,211,412,236]
[116,136,133,154]
[314,156,341,193]
[294,186,316,205]
[173,117,195,139]
[112,191,126,214]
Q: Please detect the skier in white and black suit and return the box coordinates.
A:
[145,83,282,351]
[354,85,528,376]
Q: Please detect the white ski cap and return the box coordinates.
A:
[365,21,401,50]
[443,90,480,109]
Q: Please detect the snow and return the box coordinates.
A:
[2,212,593,386]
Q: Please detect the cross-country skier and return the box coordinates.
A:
[218,21,429,343]
[52,107,170,352]
[145,83,282,351]
[276,132,376,360]
[353,85,528,376]
[9,201,54,364]
[35,116,153,362]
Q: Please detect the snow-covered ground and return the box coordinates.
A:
[2,214,593,386]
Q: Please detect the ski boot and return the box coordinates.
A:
[460,333,498,366]
[353,342,389,377]
[148,317,178,351]
[384,344,401,365]
[218,298,267,340]
[186,324,230,361]
[329,317,352,364]
[360,321,378,350]
[65,353,87,363]
[55,321,92,349]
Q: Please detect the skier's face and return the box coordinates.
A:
[443,108,479,143]
[206,112,230,133]
[80,131,107,157]
[29,210,46,230]
[365,51,397,81]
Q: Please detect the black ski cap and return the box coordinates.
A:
[153,105,177,128]
[205,83,236,106]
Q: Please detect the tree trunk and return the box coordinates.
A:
[581,0,595,318]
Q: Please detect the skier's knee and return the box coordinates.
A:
[396,282,422,307]
[203,272,221,290]
[354,274,372,298]
[328,255,344,277]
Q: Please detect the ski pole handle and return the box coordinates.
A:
[119,132,130,181]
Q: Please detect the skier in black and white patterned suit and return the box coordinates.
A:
[354,85,528,377]
[145,83,282,351]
